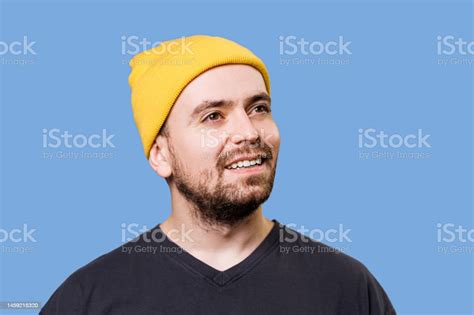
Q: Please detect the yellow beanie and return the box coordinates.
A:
[128,35,271,158]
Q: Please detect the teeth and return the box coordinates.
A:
[227,158,264,170]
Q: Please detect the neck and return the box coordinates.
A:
[160,190,274,271]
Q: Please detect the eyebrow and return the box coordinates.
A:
[189,92,271,124]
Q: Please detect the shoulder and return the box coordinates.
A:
[40,226,163,314]
[277,222,396,314]
[278,222,368,274]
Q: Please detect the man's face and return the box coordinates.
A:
[155,64,280,226]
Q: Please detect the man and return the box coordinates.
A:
[41,35,396,314]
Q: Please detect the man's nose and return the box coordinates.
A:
[227,110,259,145]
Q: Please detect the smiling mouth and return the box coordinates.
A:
[224,155,269,170]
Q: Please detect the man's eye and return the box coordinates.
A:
[203,112,223,122]
[253,104,270,113]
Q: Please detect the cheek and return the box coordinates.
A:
[199,128,224,151]
[179,132,222,169]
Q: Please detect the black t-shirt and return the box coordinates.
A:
[41,220,396,314]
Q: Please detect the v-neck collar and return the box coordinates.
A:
[154,219,281,288]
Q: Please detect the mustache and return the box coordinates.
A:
[217,141,274,167]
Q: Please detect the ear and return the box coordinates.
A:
[149,136,172,178]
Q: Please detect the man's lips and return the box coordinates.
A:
[224,153,271,169]
[224,158,268,174]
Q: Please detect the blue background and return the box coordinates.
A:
[0,0,472,314]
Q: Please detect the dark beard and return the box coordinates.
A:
[169,141,277,227]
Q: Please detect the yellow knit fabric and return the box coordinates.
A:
[128,35,271,158]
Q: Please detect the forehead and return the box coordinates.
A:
[175,64,268,111]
